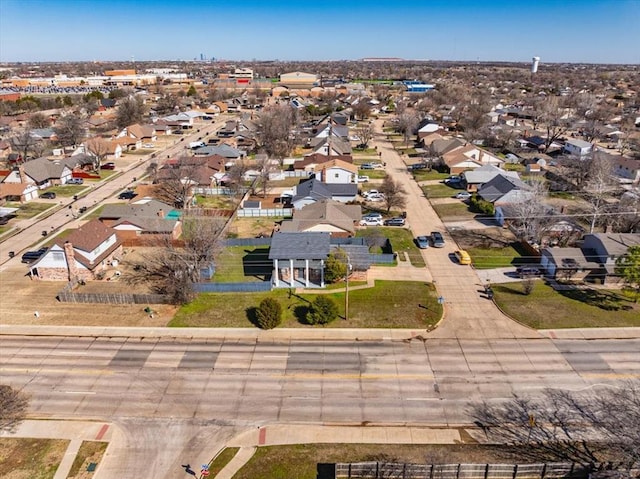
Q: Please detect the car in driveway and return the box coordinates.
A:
[416,236,430,249]
[455,191,472,200]
[362,212,383,220]
[358,175,370,182]
[21,247,48,264]
[118,190,137,200]
[67,178,84,185]
[516,265,543,277]
[100,162,116,170]
[430,231,445,248]
[454,249,472,265]
[384,217,405,227]
[359,217,383,226]
[40,191,56,199]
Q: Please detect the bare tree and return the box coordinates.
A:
[352,99,371,120]
[27,112,50,129]
[115,96,146,130]
[353,121,374,148]
[533,96,571,153]
[84,138,110,172]
[9,129,37,163]
[225,161,251,201]
[124,213,225,305]
[396,111,419,147]
[257,105,298,162]
[380,175,407,214]
[582,154,620,233]
[152,157,200,208]
[468,381,640,473]
[53,114,86,147]
[0,385,29,433]
[255,156,278,198]
[506,180,553,244]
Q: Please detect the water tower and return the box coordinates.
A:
[531,56,540,74]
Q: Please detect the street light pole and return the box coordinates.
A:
[344,254,351,321]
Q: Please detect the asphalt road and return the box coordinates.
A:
[2,334,638,477]
[0,116,230,269]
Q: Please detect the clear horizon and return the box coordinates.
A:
[1,0,639,65]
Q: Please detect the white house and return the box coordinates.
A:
[313,159,358,184]
[563,138,593,157]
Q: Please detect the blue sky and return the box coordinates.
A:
[1,0,638,64]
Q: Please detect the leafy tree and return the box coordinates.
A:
[324,249,348,284]
[306,295,339,325]
[84,90,104,102]
[186,85,198,97]
[615,245,640,303]
[53,114,85,147]
[255,297,283,329]
[115,96,146,130]
[0,385,29,433]
[380,175,407,214]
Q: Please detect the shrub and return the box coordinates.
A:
[255,297,282,329]
[522,278,535,295]
[469,195,495,215]
[324,250,348,283]
[306,296,339,325]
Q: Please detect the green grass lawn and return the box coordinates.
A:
[48,185,88,197]
[358,169,386,179]
[412,170,449,181]
[421,184,460,199]
[209,447,240,477]
[212,246,271,282]
[170,280,441,328]
[7,202,54,219]
[493,281,640,329]
[431,202,472,219]
[357,227,426,267]
[194,194,236,209]
[466,244,523,269]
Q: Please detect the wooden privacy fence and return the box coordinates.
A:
[57,291,170,304]
[334,463,590,479]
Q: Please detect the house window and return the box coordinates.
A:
[334,173,339,178]
[52,251,64,261]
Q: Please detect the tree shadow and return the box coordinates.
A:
[242,248,272,280]
[293,304,310,324]
[245,306,260,327]
[557,287,625,311]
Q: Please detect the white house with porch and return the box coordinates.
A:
[268,232,330,288]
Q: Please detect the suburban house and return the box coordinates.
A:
[193,144,246,161]
[442,144,504,174]
[612,156,640,184]
[2,158,73,188]
[477,174,527,203]
[0,182,39,202]
[28,220,123,281]
[99,198,182,241]
[292,154,353,172]
[309,136,352,156]
[540,233,640,283]
[563,138,593,157]
[462,164,520,192]
[124,124,157,142]
[313,158,358,184]
[279,200,361,236]
[152,123,173,135]
[288,178,358,209]
[30,128,58,142]
[269,232,329,288]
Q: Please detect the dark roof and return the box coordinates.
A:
[478,174,526,203]
[56,219,116,253]
[268,232,331,260]
[331,244,371,271]
[293,178,357,202]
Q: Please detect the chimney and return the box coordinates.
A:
[18,165,27,183]
[64,242,80,281]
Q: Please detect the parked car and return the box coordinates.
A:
[361,163,375,170]
[384,217,405,226]
[455,191,472,200]
[364,189,380,197]
[416,236,430,249]
[454,249,472,265]
[67,178,84,185]
[358,175,370,182]
[516,266,543,277]
[142,143,155,148]
[430,231,445,248]
[100,162,116,170]
[118,190,136,200]
[40,191,56,199]
[21,247,48,264]
[362,212,383,220]
[359,217,383,226]
[367,194,385,202]
[409,163,427,171]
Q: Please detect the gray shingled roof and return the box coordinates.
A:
[478,174,526,203]
[268,232,331,260]
[23,157,71,183]
[100,199,175,220]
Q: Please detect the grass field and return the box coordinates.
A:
[0,438,69,479]
[494,281,640,329]
[421,184,461,199]
[170,280,441,328]
[466,244,523,269]
[67,441,108,479]
[431,202,472,219]
[412,170,449,181]
[212,246,271,282]
[209,447,240,477]
[6,202,54,219]
[49,185,87,197]
[357,227,426,267]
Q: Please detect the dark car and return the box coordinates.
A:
[516,266,543,277]
[384,217,406,226]
[100,162,116,170]
[21,247,48,264]
[40,191,56,199]
[118,190,137,200]
[430,231,445,248]
[409,163,427,171]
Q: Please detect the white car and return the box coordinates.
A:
[142,143,155,148]
[363,189,380,198]
[359,218,383,226]
[367,194,385,202]
[455,191,472,200]
[358,175,370,182]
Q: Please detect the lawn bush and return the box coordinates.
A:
[469,195,495,215]
[255,297,282,329]
[306,296,339,325]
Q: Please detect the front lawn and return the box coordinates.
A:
[7,202,54,219]
[357,227,426,267]
[465,244,523,269]
[49,185,88,197]
[412,170,449,181]
[421,184,461,199]
[431,202,472,219]
[493,282,640,329]
[170,280,441,328]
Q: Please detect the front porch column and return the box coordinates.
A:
[273,259,279,287]
[305,259,309,287]
[320,259,325,287]
[289,259,294,287]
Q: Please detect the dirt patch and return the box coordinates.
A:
[0,438,68,479]
[450,227,518,249]
[228,217,282,238]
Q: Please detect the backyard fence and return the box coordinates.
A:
[334,462,590,479]
[225,238,272,247]
[237,208,293,218]
[369,253,396,264]
[193,282,272,293]
[57,291,170,304]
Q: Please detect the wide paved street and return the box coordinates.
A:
[2,334,638,477]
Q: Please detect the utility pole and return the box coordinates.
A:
[344,254,351,320]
